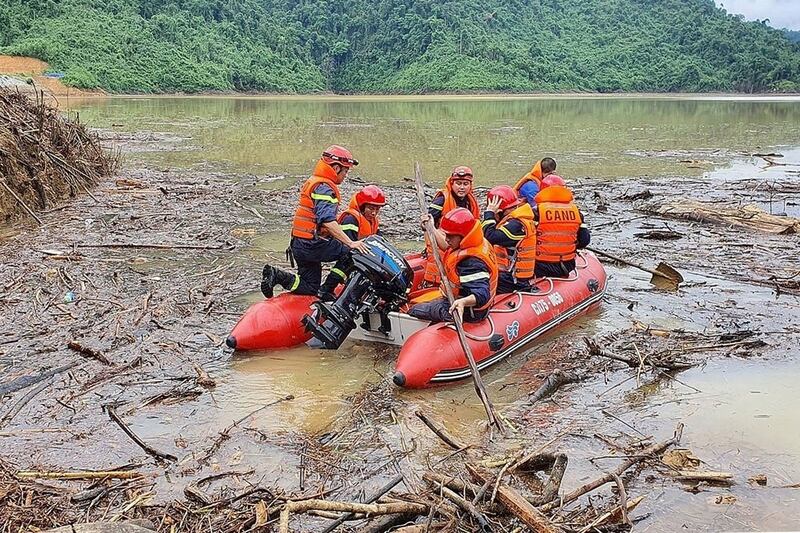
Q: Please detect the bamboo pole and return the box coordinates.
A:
[413,162,503,434]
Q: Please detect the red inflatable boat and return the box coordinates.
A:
[225,253,427,351]
[390,253,606,388]
[227,252,606,389]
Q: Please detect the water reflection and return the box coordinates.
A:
[73,96,800,182]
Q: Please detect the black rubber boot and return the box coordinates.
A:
[260,264,276,298]
[274,268,296,290]
[317,279,338,302]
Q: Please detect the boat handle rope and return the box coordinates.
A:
[444,254,589,341]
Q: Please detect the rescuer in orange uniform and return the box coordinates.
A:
[410,208,498,323]
[513,157,557,207]
[260,145,369,300]
[532,175,591,278]
[315,185,387,298]
[423,166,481,285]
[481,185,537,293]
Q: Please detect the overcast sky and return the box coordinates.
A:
[716,1,800,30]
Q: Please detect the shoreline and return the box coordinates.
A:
[59,91,800,102]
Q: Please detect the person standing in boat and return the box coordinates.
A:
[532,175,591,278]
[422,166,481,286]
[481,185,537,293]
[315,185,387,299]
[513,157,557,207]
[260,145,369,300]
[410,208,498,323]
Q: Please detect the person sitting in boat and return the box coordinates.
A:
[260,145,369,301]
[533,175,591,278]
[513,157,557,206]
[481,185,537,294]
[423,166,481,286]
[316,185,387,298]
[410,208,498,323]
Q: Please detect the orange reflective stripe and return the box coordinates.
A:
[291,169,341,239]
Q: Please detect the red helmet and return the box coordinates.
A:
[355,185,386,207]
[541,175,566,189]
[487,185,521,211]
[450,166,473,181]
[440,207,476,237]
[322,145,358,168]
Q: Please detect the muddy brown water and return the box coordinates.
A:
[3,95,800,531]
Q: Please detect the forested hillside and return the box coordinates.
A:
[1,0,798,93]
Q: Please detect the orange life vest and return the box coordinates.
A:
[442,221,498,312]
[337,195,379,239]
[534,185,581,263]
[424,178,480,284]
[493,203,537,280]
[512,160,543,196]
[291,161,342,240]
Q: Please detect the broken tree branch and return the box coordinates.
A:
[540,423,684,512]
[415,410,466,450]
[107,406,177,462]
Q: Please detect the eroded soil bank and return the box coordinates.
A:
[1,125,799,532]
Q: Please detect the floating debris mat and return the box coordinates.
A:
[0,89,118,223]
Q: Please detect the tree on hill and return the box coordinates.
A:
[1,0,798,93]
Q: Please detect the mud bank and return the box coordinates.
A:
[0,129,799,531]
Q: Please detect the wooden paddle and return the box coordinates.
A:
[413,162,504,434]
[586,246,683,288]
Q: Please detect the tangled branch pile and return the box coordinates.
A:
[0,90,117,223]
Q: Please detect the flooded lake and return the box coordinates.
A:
[72,94,800,183]
[4,95,798,531]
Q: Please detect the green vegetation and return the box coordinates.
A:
[1,0,799,93]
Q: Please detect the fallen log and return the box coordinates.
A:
[437,486,491,532]
[540,423,684,513]
[644,200,800,235]
[466,464,563,533]
[279,499,428,533]
[422,472,481,497]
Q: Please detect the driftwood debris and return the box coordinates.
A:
[515,453,568,506]
[68,340,112,366]
[646,200,800,235]
[16,470,142,481]
[279,499,428,533]
[577,495,645,533]
[674,470,734,483]
[200,394,295,463]
[415,410,466,450]
[466,464,562,533]
[541,423,684,512]
[0,361,78,396]
[107,406,177,462]
[528,370,586,405]
[0,378,53,426]
[320,474,405,533]
[0,90,117,222]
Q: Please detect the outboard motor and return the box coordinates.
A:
[303,235,412,349]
